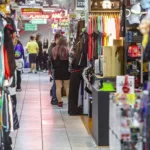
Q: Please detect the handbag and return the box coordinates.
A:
[15,59,23,71]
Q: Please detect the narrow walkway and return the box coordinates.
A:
[11,72,107,150]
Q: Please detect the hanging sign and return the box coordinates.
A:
[28,13,68,20]
[24,23,37,31]
[21,8,43,15]
[76,0,85,9]
[29,15,49,19]
[30,19,47,24]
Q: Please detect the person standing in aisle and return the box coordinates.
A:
[26,36,39,73]
[36,34,43,71]
[51,36,70,107]
[43,38,49,72]
[48,33,62,105]
[13,37,24,91]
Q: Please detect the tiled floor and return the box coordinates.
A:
[11,72,108,150]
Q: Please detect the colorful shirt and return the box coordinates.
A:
[14,44,24,59]
[26,41,39,54]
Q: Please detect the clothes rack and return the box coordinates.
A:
[88,13,120,60]
[0,10,19,150]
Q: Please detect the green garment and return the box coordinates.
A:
[97,16,101,56]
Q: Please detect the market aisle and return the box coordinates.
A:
[10,72,108,150]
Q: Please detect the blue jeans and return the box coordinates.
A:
[51,79,57,100]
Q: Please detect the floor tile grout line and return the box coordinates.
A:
[60,109,73,150]
[13,73,29,149]
[39,72,44,150]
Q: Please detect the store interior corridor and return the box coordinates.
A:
[11,72,106,150]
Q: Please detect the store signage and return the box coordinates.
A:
[76,0,85,8]
[24,23,37,31]
[116,76,134,94]
[51,13,64,19]
[21,8,43,15]
[29,15,49,19]
[28,13,67,19]
[30,19,47,24]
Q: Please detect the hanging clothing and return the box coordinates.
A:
[88,14,120,60]
[71,32,88,70]
[4,26,16,78]
[88,17,93,60]
[120,1,126,37]
[68,70,83,115]
[11,95,19,130]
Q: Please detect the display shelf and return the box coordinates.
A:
[124,1,143,86]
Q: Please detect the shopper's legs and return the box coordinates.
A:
[64,80,70,98]
[33,54,37,72]
[52,80,57,99]
[43,52,48,71]
[39,55,43,70]
[30,63,34,72]
[29,54,33,72]
[33,63,36,72]
[16,70,21,89]
[36,55,39,70]
[55,80,62,102]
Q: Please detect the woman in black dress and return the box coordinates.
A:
[51,37,70,107]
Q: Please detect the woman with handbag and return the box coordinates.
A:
[13,37,24,91]
[51,36,70,107]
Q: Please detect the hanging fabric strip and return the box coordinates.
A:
[8,94,13,132]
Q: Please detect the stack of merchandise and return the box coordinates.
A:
[109,75,144,150]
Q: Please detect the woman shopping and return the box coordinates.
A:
[13,37,24,91]
[51,37,70,107]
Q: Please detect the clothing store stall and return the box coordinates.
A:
[85,0,125,147]
[0,3,19,150]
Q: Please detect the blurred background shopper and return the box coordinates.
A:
[13,37,24,91]
[26,36,39,73]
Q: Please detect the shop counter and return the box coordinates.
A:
[92,78,116,147]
